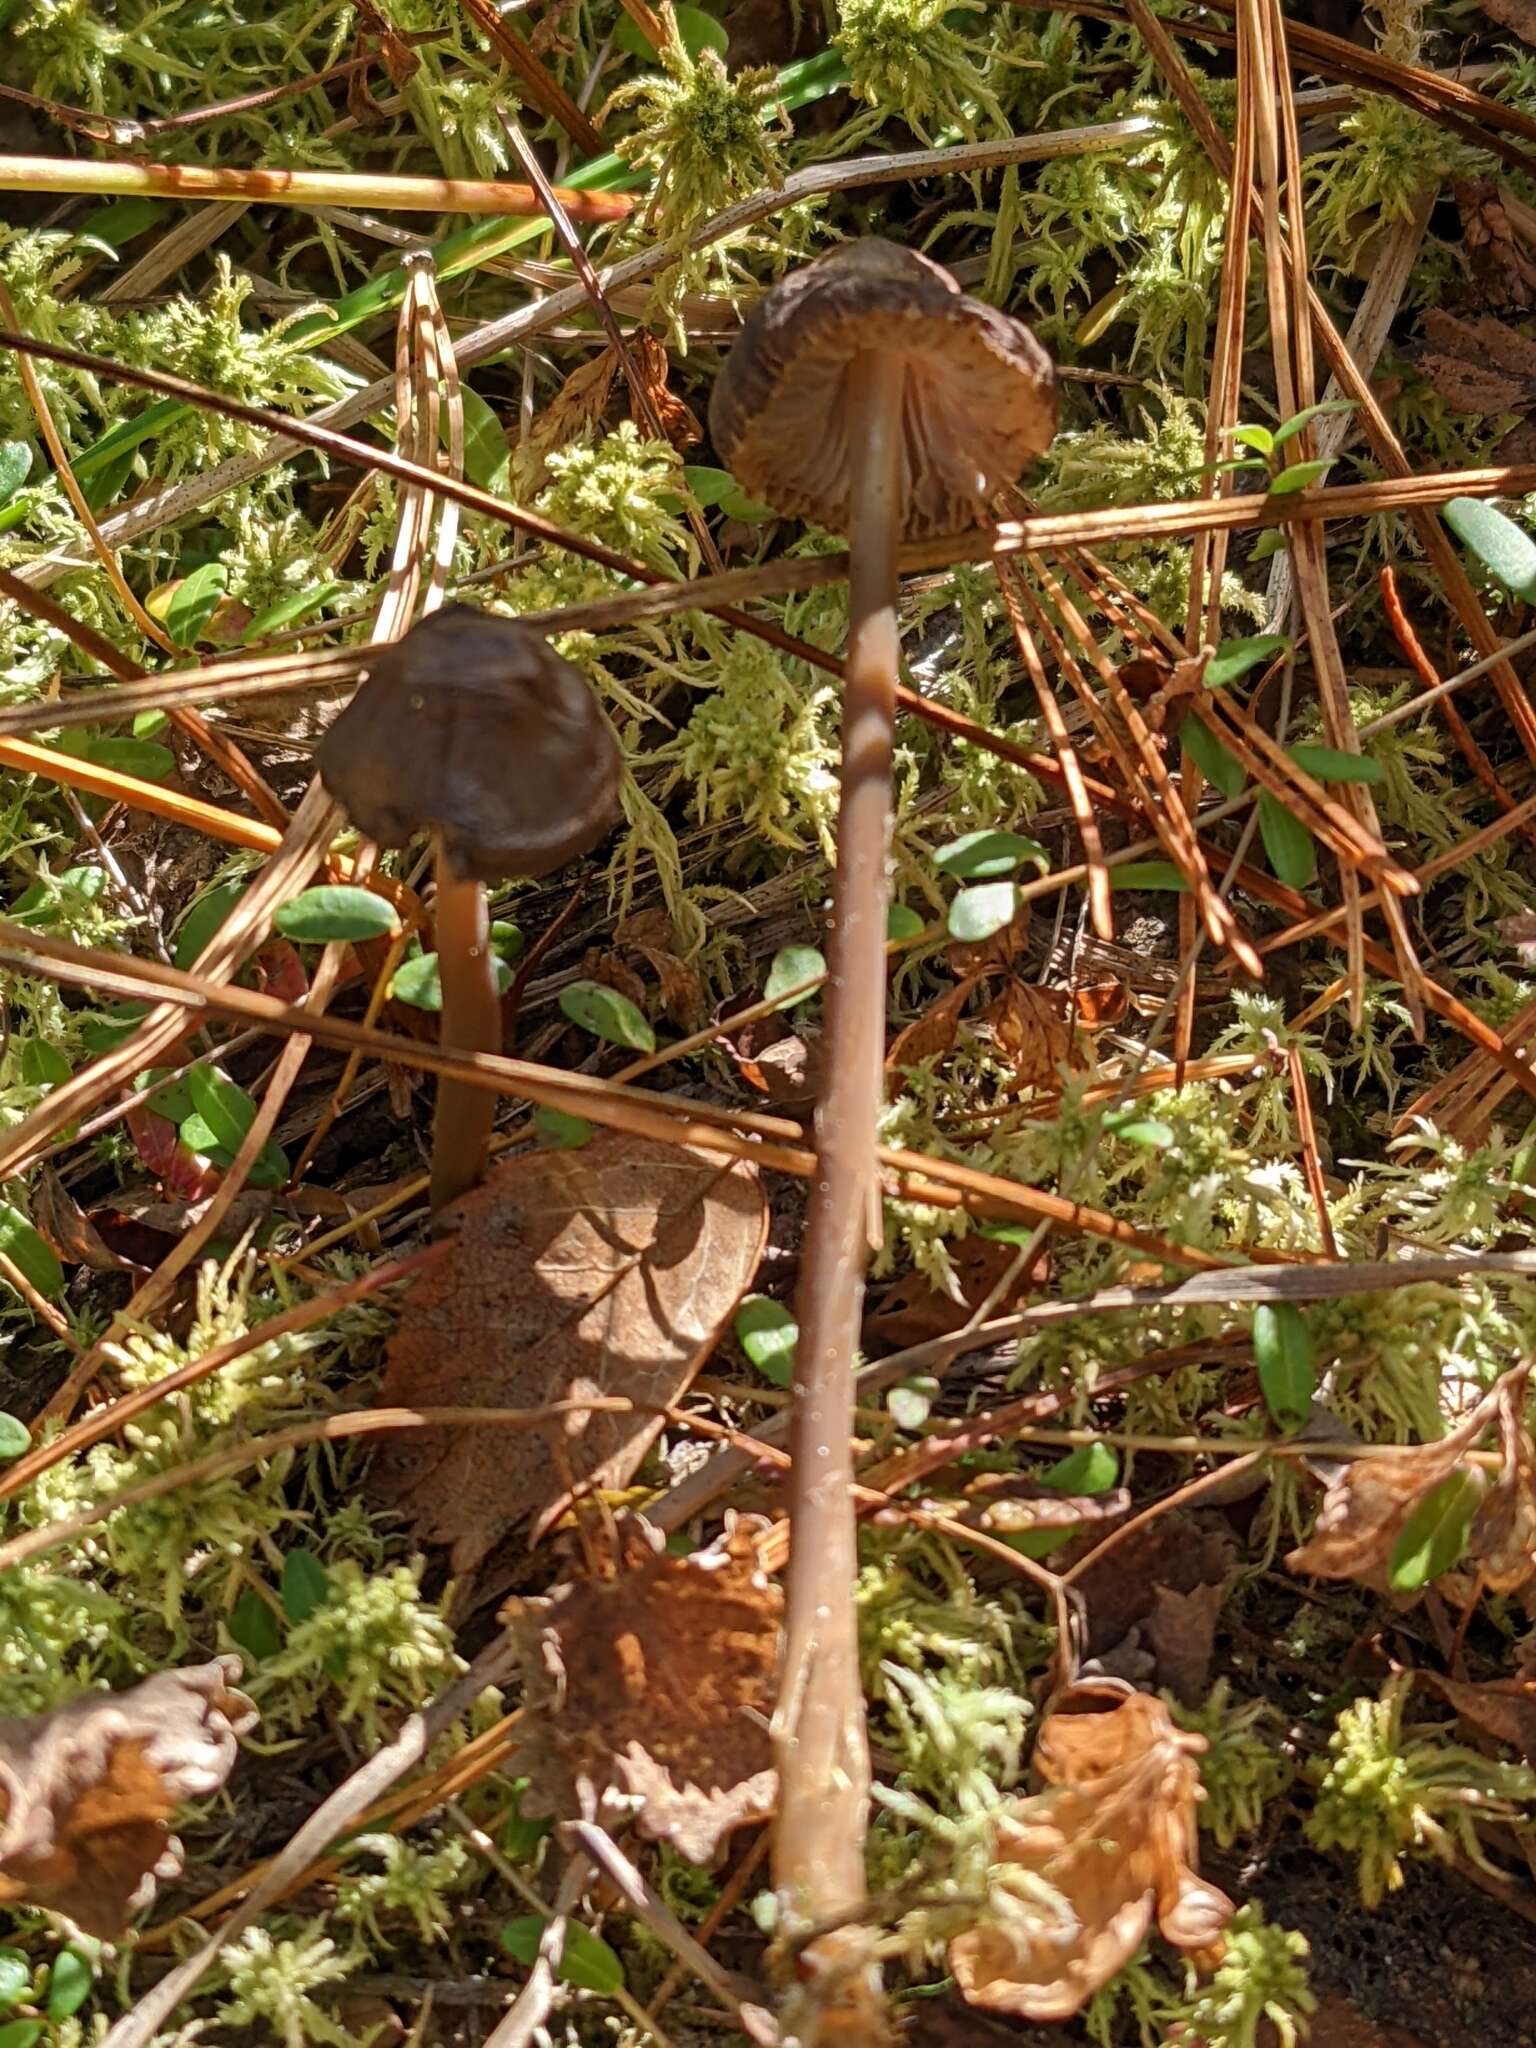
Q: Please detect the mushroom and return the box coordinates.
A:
[316,605,621,1212]
[709,240,1058,1968]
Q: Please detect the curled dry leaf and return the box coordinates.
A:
[373,1132,768,1579]
[865,1232,1046,1351]
[0,1658,255,1938]
[628,333,703,453]
[1455,178,1536,313]
[981,980,1077,1093]
[515,345,621,493]
[948,1686,1232,2021]
[32,1165,138,1273]
[1470,1366,1536,1591]
[505,1516,779,1863]
[886,978,974,1076]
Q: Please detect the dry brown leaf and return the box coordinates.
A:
[981,981,1077,1093]
[628,333,703,452]
[0,1658,254,1937]
[865,1233,1046,1350]
[948,1686,1232,2021]
[945,903,1031,977]
[1470,1366,1536,1591]
[373,1133,769,1577]
[1479,0,1536,45]
[1417,309,1536,462]
[613,908,706,1028]
[32,1166,139,1273]
[1419,1670,1536,1761]
[1145,1581,1227,1705]
[1071,1513,1237,1665]
[886,977,975,1075]
[1456,178,1536,312]
[515,346,620,493]
[1285,1426,1477,1591]
[505,1515,779,1862]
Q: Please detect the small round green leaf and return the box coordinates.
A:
[0,1414,32,1463]
[161,561,228,648]
[175,880,245,970]
[734,1295,797,1387]
[764,945,825,1010]
[1389,1468,1484,1592]
[1102,1111,1173,1148]
[275,885,399,944]
[534,1104,594,1150]
[242,580,348,644]
[228,1588,282,1663]
[1179,714,1246,799]
[187,1066,257,1152]
[499,1918,626,1995]
[20,1041,69,1088]
[1042,1441,1119,1495]
[0,442,32,509]
[1258,789,1317,888]
[946,881,1018,943]
[1253,1301,1315,1432]
[1287,743,1383,785]
[1205,634,1290,689]
[887,1378,938,1431]
[1267,458,1333,495]
[0,1203,64,1302]
[1444,496,1536,600]
[0,2019,44,2048]
[389,951,513,1012]
[1109,861,1188,892]
[559,980,655,1053]
[46,1946,95,2022]
[280,1548,331,1624]
[0,1954,28,2016]
[934,829,1049,881]
[886,904,924,943]
[57,731,176,784]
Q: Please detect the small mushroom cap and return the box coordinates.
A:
[316,606,622,883]
[709,238,1059,540]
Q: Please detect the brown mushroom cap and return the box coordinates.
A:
[709,239,1059,540]
[316,606,622,883]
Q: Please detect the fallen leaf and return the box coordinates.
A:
[948,1685,1232,2021]
[613,908,706,1028]
[981,980,1077,1092]
[373,1133,768,1577]
[505,1515,778,1862]
[1417,309,1536,463]
[0,1658,255,1937]
[1455,178,1536,312]
[1470,1365,1536,1591]
[515,346,620,494]
[628,333,703,453]
[717,1003,822,1106]
[31,1167,138,1273]
[1419,1670,1536,1762]
[865,1233,1045,1351]
[944,900,1031,977]
[1479,0,1536,46]
[886,978,974,1075]
[1071,1513,1238,1668]
[1145,1581,1228,1705]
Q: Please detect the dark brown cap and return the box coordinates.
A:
[316,606,622,882]
[708,239,1059,539]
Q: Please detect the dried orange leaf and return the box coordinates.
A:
[505,1516,779,1863]
[373,1133,768,1576]
[949,1687,1232,2021]
[0,1659,254,1938]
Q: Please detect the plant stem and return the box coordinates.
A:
[429,842,501,1213]
[773,352,901,2029]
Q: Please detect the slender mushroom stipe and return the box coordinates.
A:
[317,606,621,1211]
[710,238,1058,2020]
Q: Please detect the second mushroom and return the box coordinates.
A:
[317,605,621,1213]
[710,240,1059,1975]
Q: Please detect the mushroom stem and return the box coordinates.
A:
[428,842,501,1213]
[774,353,901,1989]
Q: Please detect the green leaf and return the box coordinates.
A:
[499,1781,553,1863]
[1271,398,1355,450]
[20,1040,70,1088]
[78,196,164,248]
[1109,861,1188,892]
[456,382,512,495]
[888,1378,938,1431]
[242,581,348,644]
[79,1003,148,1053]
[275,886,399,944]
[534,1104,594,1150]
[1102,1110,1173,1148]
[1249,529,1286,561]
[681,465,775,522]
[764,945,825,1010]
[1231,424,1274,458]
[946,881,1018,943]
[0,442,31,509]
[187,1066,258,1153]
[734,1295,797,1387]
[1389,1467,1484,1592]
[499,1919,626,1995]
[1179,714,1246,798]
[886,904,924,943]
[933,829,1049,881]
[175,880,246,970]
[1253,1301,1314,1432]
[56,731,176,783]
[491,920,526,962]
[559,980,655,1053]
[0,1953,30,2015]
[616,1,727,56]
[1205,633,1290,688]
[46,1947,94,2022]
[1258,790,1317,888]
[228,1588,282,1662]
[389,951,513,1012]
[161,561,228,648]
[0,1414,31,1463]
[1444,496,1536,599]
[1042,1441,1120,1494]
[0,2019,44,2048]
[1287,743,1383,785]
[281,1548,331,1624]
[1267,458,1333,495]
[0,1202,64,1302]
